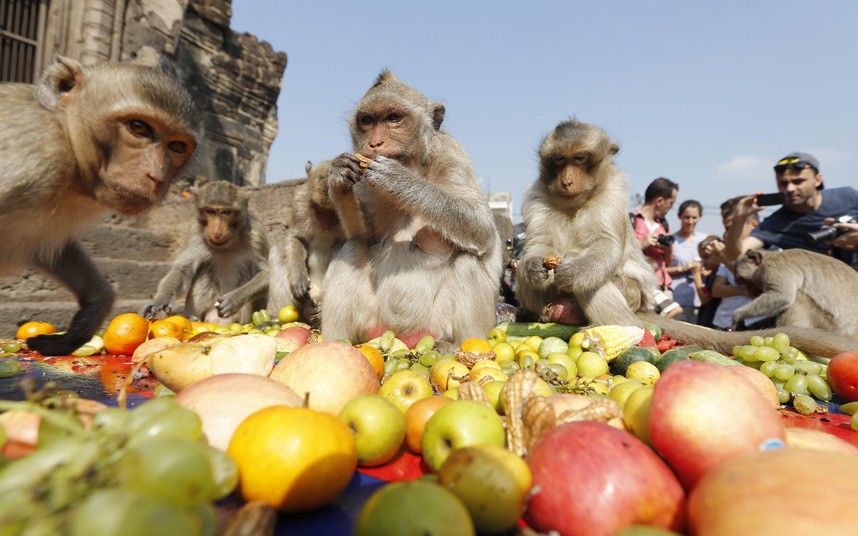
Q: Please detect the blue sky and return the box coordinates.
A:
[231,1,858,236]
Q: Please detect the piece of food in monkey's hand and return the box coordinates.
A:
[353,153,372,169]
[543,255,562,270]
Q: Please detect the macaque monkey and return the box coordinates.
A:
[322,71,502,347]
[0,56,200,355]
[517,119,858,358]
[516,119,657,327]
[268,160,345,325]
[142,180,269,324]
[733,248,858,337]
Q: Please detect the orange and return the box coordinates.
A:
[163,315,193,335]
[460,337,493,354]
[357,344,385,379]
[227,406,357,512]
[102,313,150,355]
[16,321,57,340]
[148,319,185,340]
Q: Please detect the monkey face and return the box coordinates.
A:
[543,153,595,198]
[353,105,416,162]
[200,207,241,248]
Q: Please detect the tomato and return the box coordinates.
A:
[826,352,858,402]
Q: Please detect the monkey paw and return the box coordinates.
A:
[28,332,92,357]
[330,153,363,190]
[521,256,550,285]
[290,279,311,303]
[141,302,172,320]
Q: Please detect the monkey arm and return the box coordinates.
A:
[143,240,205,318]
[553,233,625,296]
[282,233,312,301]
[363,156,496,256]
[330,153,371,240]
[28,241,115,356]
[216,269,269,318]
[732,273,798,326]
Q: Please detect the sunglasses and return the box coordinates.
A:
[774,158,817,174]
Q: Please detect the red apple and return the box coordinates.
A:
[649,360,785,490]
[525,421,685,536]
[274,325,314,352]
[826,351,858,402]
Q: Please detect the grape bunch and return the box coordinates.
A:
[732,333,832,415]
[374,331,449,377]
[0,396,236,535]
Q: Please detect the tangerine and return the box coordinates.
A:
[16,321,57,340]
[102,313,150,355]
[460,337,493,354]
[148,319,185,340]
[357,344,385,379]
[227,406,357,512]
[163,315,193,335]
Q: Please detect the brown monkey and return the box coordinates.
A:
[0,56,199,355]
[142,180,269,324]
[268,160,345,325]
[733,248,858,337]
[516,119,657,327]
[322,71,502,347]
[517,119,858,358]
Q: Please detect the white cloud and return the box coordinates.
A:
[714,155,771,182]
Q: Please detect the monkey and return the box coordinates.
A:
[268,160,345,325]
[142,180,270,324]
[732,248,858,337]
[517,119,858,358]
[0,56,200,356]
[516,119,657,328]
[321,71,503,347]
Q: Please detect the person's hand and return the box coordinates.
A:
[828,221,858,250]
[640,233,659,249]
[738,193,766,219]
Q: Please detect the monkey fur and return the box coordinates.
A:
[268,160,345,326]
[142,180,269,324]
[0,56,200,355]
[322,71,502,346]
[517,119,858,358]
[733,248,858,337]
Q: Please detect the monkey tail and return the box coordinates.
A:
[637,312,858,359]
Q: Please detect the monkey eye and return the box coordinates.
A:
[168,140,190,154]
[128,119,154,139]
[386,113,403,123]
[571,154,588,164]
[358,114,374,126]
[551,156,566,167]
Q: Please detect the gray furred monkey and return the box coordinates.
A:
[0,56,200,355]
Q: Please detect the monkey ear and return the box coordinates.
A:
[305,161,313,176]
[745,249,764,265]
[432,104,446,131]
[36,55,84,111]
[609,143,620,156]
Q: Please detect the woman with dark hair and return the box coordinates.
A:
[666,200,706,323]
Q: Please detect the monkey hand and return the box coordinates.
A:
[330,153,365,191]
[215,292,243,318]
[521,256,551,287]
[290,277,312,304]
[362,156,403,182]
[141,301,173,320]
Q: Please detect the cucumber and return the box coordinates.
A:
[691,349,741,367]
[498,322,585,341]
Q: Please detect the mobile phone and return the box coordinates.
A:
[756,193,785,206]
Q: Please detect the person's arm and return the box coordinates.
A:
[723,194,765,261]
[667,259,700,277]
[711,274,750,298]
[691,263,713,305]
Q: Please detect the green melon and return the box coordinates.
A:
[610,346,658,376]
[655,345,704,373]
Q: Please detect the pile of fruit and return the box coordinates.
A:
[1,311,858,535]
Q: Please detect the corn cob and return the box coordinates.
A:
[581,325,645,362]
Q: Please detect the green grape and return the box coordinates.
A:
[784,346,799,360]
[794,361,823,376]
[189,503,220,536]
[228,322,244,333]
[549,363,569,380]
[383,359,398,375]
[0,438,94,495]
[771,333,790,355]
[70,488,197,536]
[378,330,396,352]
[773,364,795,381]
[518,353,535,370]
[735,345,758,360]
[731,345,743,356]
[259,309,271,323]
[840,401,858,416]
[784,374,809,396]
[414,335,435,353]
[763,336,774,347]
[781,352,797,365]
[119,437,217,507]
[749,335,765,347]
[500,361,519,376]
[759,361,779,378]
[776,388,791,405]
[153,384,176,398]
[395,358,411,371]
[410,363,430,375]
[205,445,239,500]
[793,394,817,415]
[389,348,410,359]
[418,350,440,367]
[852,413,858,433]
[1,341,22,353]
[0,359,21,378]
[92,407,133,436]
[806,374,833,402]
[128,398,203,444]
[535,358,551,368]
[754,346,780,362]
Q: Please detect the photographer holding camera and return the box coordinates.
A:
[724,152,858,268]
[632,177,682,316]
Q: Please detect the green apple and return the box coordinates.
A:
[437,444,532,534]
[537,336,569,359]
[422,400,506,472]
[429,360,470,393]
[339,394,406,467]
[355,480,475,536]
[546,352,578,379]
[443,386,459,400]
[482,380,506,414]
[378,370,434,413]
[487,326,507,344]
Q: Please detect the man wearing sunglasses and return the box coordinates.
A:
[724,152,858,267]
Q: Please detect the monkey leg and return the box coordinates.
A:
[577,283,642,327]
[320,241,378,343]
[28,242,115,356]
[732,291,794,328]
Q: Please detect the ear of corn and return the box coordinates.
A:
[581,325,645,362]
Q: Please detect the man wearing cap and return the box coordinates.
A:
[724,152,858,267]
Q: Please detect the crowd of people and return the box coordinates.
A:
[503,151,858,329]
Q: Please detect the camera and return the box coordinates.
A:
[656,234,675,247]
[804,215,857,245]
